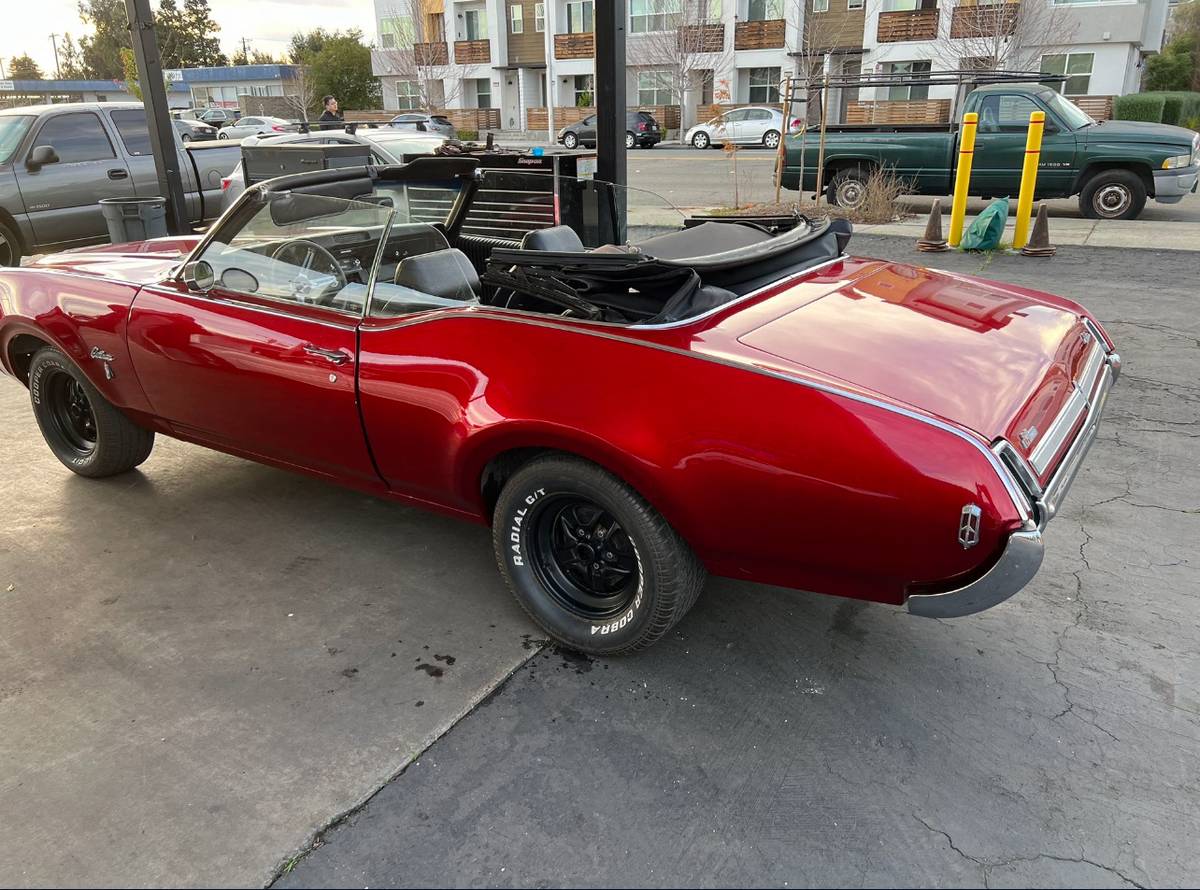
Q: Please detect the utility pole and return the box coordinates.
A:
[125,0,190,235]
[241,36,249,62]
[543,0,556,145]
[595,0,626,241]
[50,34,62,79]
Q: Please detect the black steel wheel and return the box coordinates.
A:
[1079,169,1146,220]
[29,347,154,477]
[492,454,706,655]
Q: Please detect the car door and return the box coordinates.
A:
[716,110,745,144]
[13,110,136,249]
[738,109,766,144]
[106,107,204,225]
[972,93,1078,198]
[125,192,390,482]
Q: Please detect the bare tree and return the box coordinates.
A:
[787,0,883,124]
[631,0,735,127]
[929,0,1078,75]
[282,65,320,121]
[375,0,470,111]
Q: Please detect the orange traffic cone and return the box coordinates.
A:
[917,199,950,252]
[1020,203,1056,257]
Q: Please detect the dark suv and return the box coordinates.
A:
[558,111,662,150]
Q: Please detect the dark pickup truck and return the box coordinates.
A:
[0,102,243,266]
[781,83,1200,220]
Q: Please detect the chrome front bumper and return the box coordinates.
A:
[1153,164,1199,203]
[907,342,1119,619]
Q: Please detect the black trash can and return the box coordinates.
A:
[98,196,169,244]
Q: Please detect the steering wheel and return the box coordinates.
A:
[269,239,347,304]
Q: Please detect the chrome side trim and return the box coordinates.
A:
[1037,360,1115,525]
[907,529,1045,619]
[1029,383,1087,473]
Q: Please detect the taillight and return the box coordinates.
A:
[220,177,232,191]
[638,122,647,132]
[272,125,285,132]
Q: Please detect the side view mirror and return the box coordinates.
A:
[26,145,60,172]
[182,259,216,292]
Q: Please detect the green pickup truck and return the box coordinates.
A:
[781,83,1200,220]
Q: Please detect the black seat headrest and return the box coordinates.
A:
[393,248,479,301]
[521,225,584,252]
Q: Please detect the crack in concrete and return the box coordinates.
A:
[913,815,1148,889]
[1104,318,1200,350]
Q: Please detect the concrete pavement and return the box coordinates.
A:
[280,239,1200,889]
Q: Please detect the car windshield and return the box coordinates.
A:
[0,115,34,165]
[1042,90,1094,130]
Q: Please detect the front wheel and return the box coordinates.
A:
[691,131,711,149]
[29,347,154,477]
[762,129,781,150]
[1079,169,1146,220]
[0,218,22,267]
[492,455,706,655]
[563,132,579,149]
[625,131,636,150]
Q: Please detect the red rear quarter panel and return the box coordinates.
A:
[359,311,1026,605]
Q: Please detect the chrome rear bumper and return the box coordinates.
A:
[907,343,1119,619]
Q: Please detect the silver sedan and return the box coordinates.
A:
[216,116,293,140]
[684,107,797,150]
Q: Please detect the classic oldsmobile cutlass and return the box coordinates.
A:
[0,157,1119,653]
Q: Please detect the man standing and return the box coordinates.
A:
[318,95,344,129]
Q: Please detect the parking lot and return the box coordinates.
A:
[2,236,1198,888]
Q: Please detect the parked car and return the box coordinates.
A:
[218,128,448,211]
[216,116,292,140]
[781,83,1200,220]
[685,106,798,150]
[179,107,241,129]
[0,102,243,266]
[0,158,1119,654]
[390,112,457,138]
[558,111,662,149]
[173,118,218,142]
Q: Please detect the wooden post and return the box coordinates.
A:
[774,76,793,204]
[813,80,830,206]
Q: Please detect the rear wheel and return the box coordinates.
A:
[763,129,781,150]
[28,347,154,477]
[0,219,21,267]
[827,166,871,209]
[218,131,229,140]
[181,133,191,143]
[1079,169,1146,220]
[625,131,636,150]
[691,131,711,149]
[492,455,706,655]
[563,131,579,149]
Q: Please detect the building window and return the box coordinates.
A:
[395,79,421,110]
[381,15,415,47]
[847,0,864,8]
[535,2,545,31]
[747,0,783,17]
[637,70,675,105]
[884,60,931,100]
[475,78,492,108]
[463,9,487,39]
[630,0,683,33]
[699,69,714,105]
[812,0,830,12]
[1041,52,1093,95]
[566,0,594,31]
[747,66,781,103]
[381,33,396,48]
[573,74,594,106]
[510,4,523,33]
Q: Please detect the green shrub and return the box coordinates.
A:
[456,129,479,141]
[1114,93,1166,122]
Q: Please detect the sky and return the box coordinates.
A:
[1,0,378,78]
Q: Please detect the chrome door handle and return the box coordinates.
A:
[107,168,129,180]
[303,344,349,365]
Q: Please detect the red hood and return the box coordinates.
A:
[30,236,202,284]
[657,258,1098,479]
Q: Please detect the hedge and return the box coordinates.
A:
[1114,91,1200,126]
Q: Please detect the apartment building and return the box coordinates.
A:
[370,0,805,130]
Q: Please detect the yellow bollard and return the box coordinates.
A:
[1012,110,1046,250]
[948,112,978,248]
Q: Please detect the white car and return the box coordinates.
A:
[216,116,293,140]
[685,107,798,150]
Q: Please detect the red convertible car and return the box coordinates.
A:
[0,158,1119,654]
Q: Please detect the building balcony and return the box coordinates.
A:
[453,38,491,64]
[876,8,939,42]
[949,2,1018,39]
[847,98,951,123]
[554,31,594,59]
[413,41,450,66]
[679,22,725,53]
[734,19,786,50]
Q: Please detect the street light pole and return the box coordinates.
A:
[125,0,190,235]
[49,34,62,79]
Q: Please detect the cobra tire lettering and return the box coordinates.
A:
[591,541,644,635]
[509,487,546,567]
